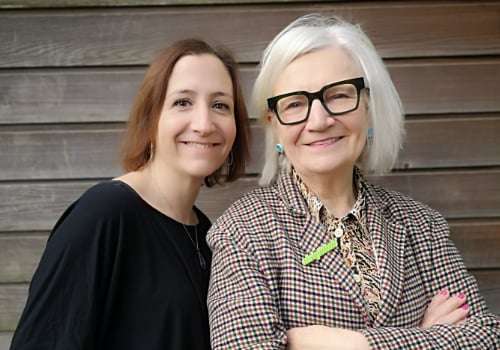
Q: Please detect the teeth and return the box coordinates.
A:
[311,138,338,146]
[185,142,212,149]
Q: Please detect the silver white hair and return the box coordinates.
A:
[253,13,405,186]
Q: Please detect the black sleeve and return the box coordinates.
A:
[10,183,124,350]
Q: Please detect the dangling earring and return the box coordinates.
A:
[225,150,233,166]
[149,141,154,162]
[276,143,284,154]
[366,128,373,146]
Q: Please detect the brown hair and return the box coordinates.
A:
[121,38,250,187]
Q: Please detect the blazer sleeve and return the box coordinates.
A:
[362,209,500,349]
[207,215,287,350]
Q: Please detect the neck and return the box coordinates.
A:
[297,167,356,218]
[149,163,202,224]
[118,161,203,225]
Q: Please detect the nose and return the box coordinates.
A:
[306,99,334,130]
[192,105,216,135]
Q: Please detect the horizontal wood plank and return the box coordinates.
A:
[0,333,12,350]
[0,0,343,8]
[449,220,500,269]
[1,59,499,124]
[2,220,498,284]
[0,182,88,232]
[396,115,500,169]
[0,2,499,68]
[0,285,27,331]
[0,125,124,181]
[1,170,497,232]
[391,59,500,114]
[197,171,500,220]
[0,68,142,124]
[1,115,500,181]
[472,270,500,315]
[0,234,47,283]
[2,269,498,331]
[368,170,500,219]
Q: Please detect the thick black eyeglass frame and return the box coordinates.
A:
[267,77,367,125]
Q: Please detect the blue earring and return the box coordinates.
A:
[367,127,373,139]
[276,143,284,154]
[366,127,373,146]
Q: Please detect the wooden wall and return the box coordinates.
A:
[0,0,499,347]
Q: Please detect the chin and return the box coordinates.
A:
[186,165,222,179]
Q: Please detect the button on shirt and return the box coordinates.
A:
[292,167,381,324]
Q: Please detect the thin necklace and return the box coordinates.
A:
[181,224,207,270]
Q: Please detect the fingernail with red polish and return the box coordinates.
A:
[440,289,448,296]
[457,293,465,299]
[461,304,469,310]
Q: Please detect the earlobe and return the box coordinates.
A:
[276,144,284,154]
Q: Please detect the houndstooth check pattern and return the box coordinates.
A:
[207,169,500,349]
[293,168,382,324]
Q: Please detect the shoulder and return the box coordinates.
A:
[365,181,449,237]
[49,181,144,244]
[215,186,278,225]
[367,182,438,215]
[61,180,145,223]
[367,181,420,206]
[207,186,284,248]
[79,180,141,211]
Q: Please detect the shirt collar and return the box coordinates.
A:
[292,166,366,222]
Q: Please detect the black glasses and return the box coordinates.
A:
[267,77,367,125]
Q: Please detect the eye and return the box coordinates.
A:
[325,86,356,101]
[212,101,230,110]
[280,98,306,111]
[328,94,349,102]
[325,90,349,101]
[173,98,192,108]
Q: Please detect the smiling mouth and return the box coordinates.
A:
[183,142,218,149]
[308,137,343,146]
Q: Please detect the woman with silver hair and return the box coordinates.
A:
[207,14,499,349]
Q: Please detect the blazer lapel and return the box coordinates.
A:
[276,172,367,316]
[274,171,331,264]
[366,190,407,327]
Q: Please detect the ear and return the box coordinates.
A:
[265,113,280,145]
[265,110,274,125]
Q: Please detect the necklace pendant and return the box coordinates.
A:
[197,250,207,270]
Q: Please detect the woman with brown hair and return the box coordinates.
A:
[10,38,250,350]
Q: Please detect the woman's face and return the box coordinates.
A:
[155,53,236,181]
[270,46,369,179]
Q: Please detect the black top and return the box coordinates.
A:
[10,180,212,350]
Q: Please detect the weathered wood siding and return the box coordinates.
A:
[1,0,499,347]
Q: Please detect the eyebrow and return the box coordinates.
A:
[169,89,233,99]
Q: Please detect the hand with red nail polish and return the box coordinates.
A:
[420,289,471,329]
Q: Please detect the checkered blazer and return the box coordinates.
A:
[207,170,500,349]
